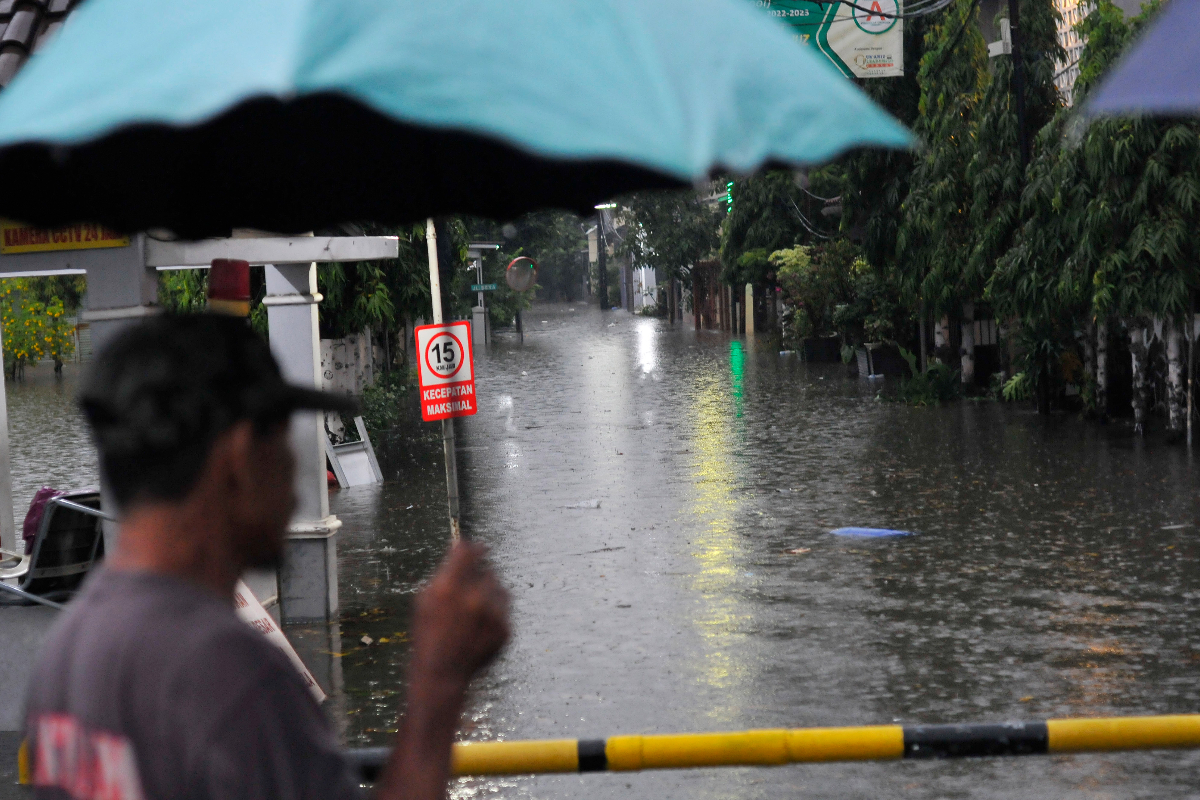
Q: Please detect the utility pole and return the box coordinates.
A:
[426,218,463,543]
[596,209,609,311]
[1008,0,1029,168]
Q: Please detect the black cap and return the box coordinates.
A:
[81,314,357,452]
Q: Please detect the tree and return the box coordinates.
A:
[617,186,723,311]
[0,278,75,379]
[896,0,989,366]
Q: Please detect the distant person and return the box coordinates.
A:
[24,314,509,799]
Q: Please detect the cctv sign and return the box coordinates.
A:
[415,321,477,422]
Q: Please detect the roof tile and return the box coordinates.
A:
[2,7,40,48]
[32,18,57,51]
[46,0,68,14]
[0,48,25,86]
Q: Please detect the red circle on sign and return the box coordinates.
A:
[424,331,466,379]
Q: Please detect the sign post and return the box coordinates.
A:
[422,220,477,542]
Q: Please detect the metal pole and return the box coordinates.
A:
[1008,0,1029,169]
[344,713,1200,780]
[0,325,15,555]
[426,219,463,543]
[597,211,608,311]
[1189,295,1195,448]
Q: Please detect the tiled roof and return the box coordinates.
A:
[0,0,78,88]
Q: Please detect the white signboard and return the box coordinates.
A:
[414,321,477,422]
[234,580,326,703]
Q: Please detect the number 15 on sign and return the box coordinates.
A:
[415,321,477,422]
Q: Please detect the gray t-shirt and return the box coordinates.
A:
[24,569,361,800]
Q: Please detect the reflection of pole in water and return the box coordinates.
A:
[426,218,462,543]
[729,340,745,419]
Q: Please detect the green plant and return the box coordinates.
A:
[840,344,856,365]
[1002,371,1033,402]
[895,345,960,406]
[358,368,414,435]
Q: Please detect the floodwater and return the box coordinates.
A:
[4,363,98,525]
[332,303,1200,800]
[9,308,1200,798]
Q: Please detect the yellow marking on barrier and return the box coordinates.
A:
[17,739,29,785]
[787,725,905,762]
[607,730,786,771]
[605,726,905,771]
[1048,715,1200,753]
[452,739,577,776]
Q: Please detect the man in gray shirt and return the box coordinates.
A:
[24,314,509,800]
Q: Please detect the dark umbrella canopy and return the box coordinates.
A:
[1084,0,1200,118]
[0,0,911,237]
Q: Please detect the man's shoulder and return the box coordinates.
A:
[31,569,291,713]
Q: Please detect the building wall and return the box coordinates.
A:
[1054,0,1146,106]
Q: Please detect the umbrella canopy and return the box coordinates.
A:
[0,0,911,237]
[1083,0,1198,118]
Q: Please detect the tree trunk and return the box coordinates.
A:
[919,310,927,373]
[1168,322,1185,435]
[1095,319,1108,420]
[1037,362,1051,415]
[1130,324,1148,436]
[960,302,976,385]
[1082,320,1095,386]
[934,315,951,362]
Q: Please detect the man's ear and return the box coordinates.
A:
[211,420,257,493]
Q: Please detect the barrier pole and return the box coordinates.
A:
[345,714,1200,781]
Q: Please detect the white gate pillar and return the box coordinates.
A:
[81,235,159,551]
[264,262,340,623]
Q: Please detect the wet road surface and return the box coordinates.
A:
[329,303,1200,800]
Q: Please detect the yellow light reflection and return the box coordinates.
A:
[683,351,751,721]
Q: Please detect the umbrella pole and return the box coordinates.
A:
[426,219,463,543]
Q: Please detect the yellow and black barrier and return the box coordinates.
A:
[21,714,1200,784]
[340,714,1200,782]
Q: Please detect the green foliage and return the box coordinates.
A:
[896,0,989,316]
[469,211,588,305]
[719,169,842,285]
[1002,371,1033,401]
[158,269,209,314]
[0,278,75,378]
[359,368,414,434]
[617,186,723,287]
[966,0,1064,301]
[896,346,960,406]
[774,240,906,346]
[320,221,437,340]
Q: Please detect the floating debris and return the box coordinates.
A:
[360,635,373,645]
[785,547,811,554]
[830,527,913,538]
[565,499,602,509]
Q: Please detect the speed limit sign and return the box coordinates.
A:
[414,321,477,421]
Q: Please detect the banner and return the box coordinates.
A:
[0,220,129,254]
[756,0,903,79]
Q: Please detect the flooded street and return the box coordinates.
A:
[334,303,1200,800]
[7,306,1200,798]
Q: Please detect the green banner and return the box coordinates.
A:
[754,0,903,79]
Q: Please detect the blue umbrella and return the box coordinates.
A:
[0,0,911,236]
[1084,0,1199,117]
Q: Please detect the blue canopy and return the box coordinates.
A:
[1084,0,1200,117]
[0,0,912,235]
